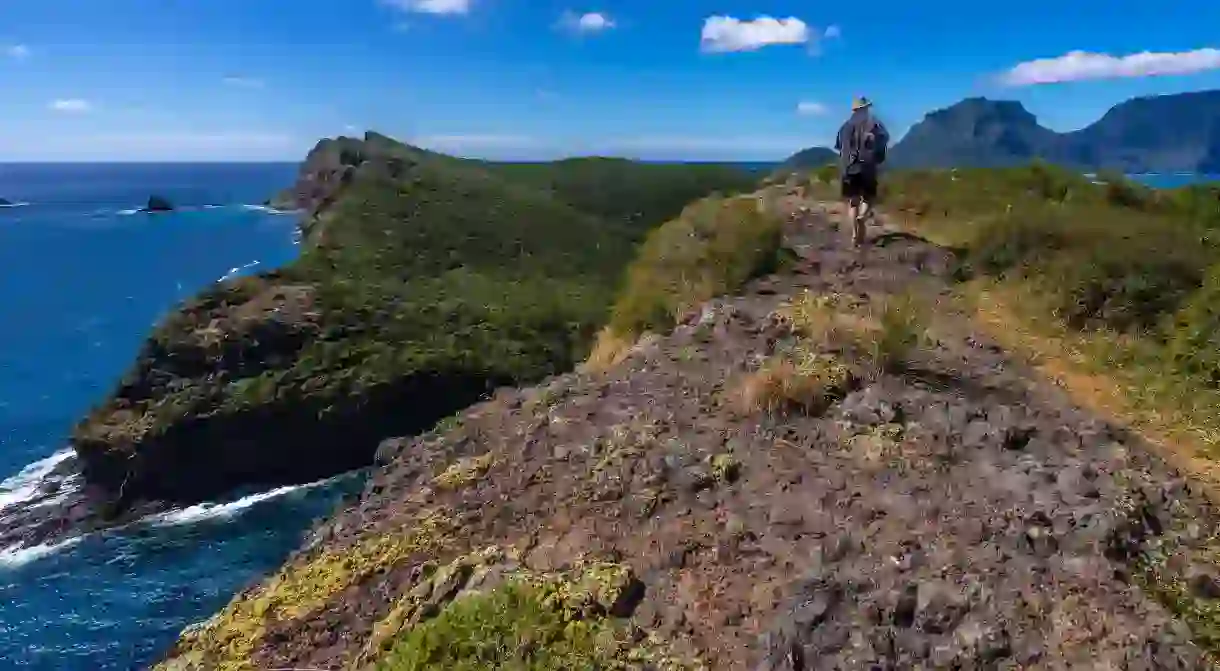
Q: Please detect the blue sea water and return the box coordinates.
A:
[0,163,1215,670]
[0,163,363,670]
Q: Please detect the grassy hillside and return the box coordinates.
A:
[485,157,758,237]
[586,193,785,369]
[72,135,759,507]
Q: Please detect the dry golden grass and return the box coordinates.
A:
[582,326,638,373]
[776,289,932,374]
[734,348,855,416]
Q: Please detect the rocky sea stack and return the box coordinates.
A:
[66,132,757,514]
[141,195,175,213]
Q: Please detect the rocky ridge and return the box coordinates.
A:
[157,190,1220,669]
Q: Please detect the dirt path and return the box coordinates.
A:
[180,197,1220,670]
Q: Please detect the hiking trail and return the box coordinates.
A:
[162,191,1220,670]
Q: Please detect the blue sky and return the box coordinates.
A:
[2,0,1219,161]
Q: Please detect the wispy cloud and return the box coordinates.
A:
[1002,47,1220,85]
[222,76,265,89]
[381,0,471,16]
[558,11,616,34]
[49,99,91,113]
[700,16,810,53]
[824,25,841,39]
[796,101,829,116]
[6,44,30,60]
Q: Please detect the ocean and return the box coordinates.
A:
[0,163,363,670]
[0,164,1215,669]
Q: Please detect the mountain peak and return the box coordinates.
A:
[882,89,1220,172]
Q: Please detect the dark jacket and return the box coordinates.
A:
[835,109,890,177]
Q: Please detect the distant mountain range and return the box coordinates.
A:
[783,90,1220,174]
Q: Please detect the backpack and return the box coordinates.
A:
[848,116,886,173]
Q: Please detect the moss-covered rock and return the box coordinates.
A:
[158,509,458,670]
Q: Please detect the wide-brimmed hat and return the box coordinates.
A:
[852,96,873,111]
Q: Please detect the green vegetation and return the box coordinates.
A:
[486,157,758,237]
[376,559,701,671]
[74,134,759,502]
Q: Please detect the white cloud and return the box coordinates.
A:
[700,16,810,53]
[381,0,470,15]
[49,99,91,113]
[824,25,841,39]
[222,76,265,89]
[559,11,616,33]
[797,101,829,116]
[1002,47,1220,86]
[6,44,30,60]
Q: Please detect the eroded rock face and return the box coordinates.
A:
[72,278,326,504]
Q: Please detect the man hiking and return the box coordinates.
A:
[834,96,890,248]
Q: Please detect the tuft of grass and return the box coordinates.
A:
[775,289,933,374]
[709,453,741,483]
[432,453,497,490]
[735,347,855,416]
[582,326,638,373]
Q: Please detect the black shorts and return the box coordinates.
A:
[841,172,878,201]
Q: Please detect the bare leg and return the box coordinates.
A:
[853,198,870,248]
[845,196,861,244]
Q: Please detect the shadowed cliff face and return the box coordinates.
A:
[66,133,757,516]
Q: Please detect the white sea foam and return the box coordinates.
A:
[116,208,140,216]
[0,450,74,514]
[217,260,261,283]
[0,536,84,569]
[241,204,299,215]
[0,201,30,209]
[143,478,331,528]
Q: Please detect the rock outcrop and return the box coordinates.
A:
[0,197,11,206]
[157,192,1220,669]
[140,195,174,212]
